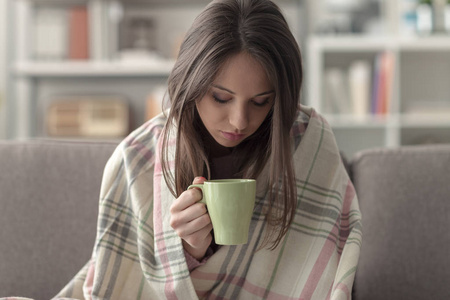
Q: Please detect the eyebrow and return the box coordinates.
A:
[211,84,275,97]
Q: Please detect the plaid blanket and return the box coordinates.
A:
[47,105,360,299]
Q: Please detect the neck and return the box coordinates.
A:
[208,136,234,158]
[198,122,234,159]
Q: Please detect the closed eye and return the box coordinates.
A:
[212,94,230,104]
[252,98,270,107]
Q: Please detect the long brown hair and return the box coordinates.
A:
[161,0,303,249]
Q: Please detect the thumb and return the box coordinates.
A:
[192,176,207,185]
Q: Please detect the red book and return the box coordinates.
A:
[68,6,89,60]
[376,52,395,115]
[382,52,395,115]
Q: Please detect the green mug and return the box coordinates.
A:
[188,179,256,245]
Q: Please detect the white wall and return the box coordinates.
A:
[0,0,7,139]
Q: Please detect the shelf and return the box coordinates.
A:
[325,113,450,129]
[4,0,306,139]
[308,29,450,157]
[324,113,450,129]
[14,60,175,77]
[309,36,395,52]
[30,0,88,4]
[400,114,450,128]
[323,114,391,128]
[309,35,450,52]
[397,36,450,51]
[115,0,210,6]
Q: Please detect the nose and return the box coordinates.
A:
[229,103,249,132]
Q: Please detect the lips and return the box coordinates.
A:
[221,131,246,141]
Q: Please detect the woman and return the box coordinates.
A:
[55,0,362,299]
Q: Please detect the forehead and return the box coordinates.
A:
[213,52,272,94]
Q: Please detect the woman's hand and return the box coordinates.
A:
[169,176,213,260]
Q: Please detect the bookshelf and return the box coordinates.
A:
[7,0,303,139]
[8,0,450,155]
[306,3,450,157]
[9,0,200,138]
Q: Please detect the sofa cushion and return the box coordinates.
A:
[351,145,450,300]
[0,139,117,300]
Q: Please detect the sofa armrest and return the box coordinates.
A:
[351,145,450,300]
[0,139,117,299]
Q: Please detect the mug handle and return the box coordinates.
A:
[187,184,206,204]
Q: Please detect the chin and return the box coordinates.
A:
[223,141,241,148]
[214,136,242,148]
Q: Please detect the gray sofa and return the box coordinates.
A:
[1,139,449,300]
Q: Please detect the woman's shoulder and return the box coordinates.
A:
[103,112,169,179]
[112,111,168,158]
[291,105,335,148]
[125,112,167,144]
[291,105,311,140]
[292,105,334,132]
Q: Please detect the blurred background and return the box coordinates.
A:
[1,0,450,157]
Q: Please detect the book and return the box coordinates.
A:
[34,7,67,60]
[323,68,352,115]
[376,53,386,114]
[348,60,371,117]
[146,86,167,120]
[371,54,381,115]
[381,52,395,115]
[47,96,129,137]
[372,52,395,115]
[68,6,89,60]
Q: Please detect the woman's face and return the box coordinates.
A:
[196,52,274,148]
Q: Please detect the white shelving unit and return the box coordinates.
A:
[306,1,450,157]
[7,0,304,139]
[14,60,176,77]
[9,0,188,138]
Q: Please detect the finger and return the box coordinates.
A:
[177,213,212,238]
[170,188,203,213]
[198,223,213,239]
[172,202,208,228]
[183,223,213,246]
[192,176,207,185]
[186,176,207,207]
[171,176,206,212]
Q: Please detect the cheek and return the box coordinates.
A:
[196,99,210,119]
[252,107,272,128]
[197,101,225,127]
